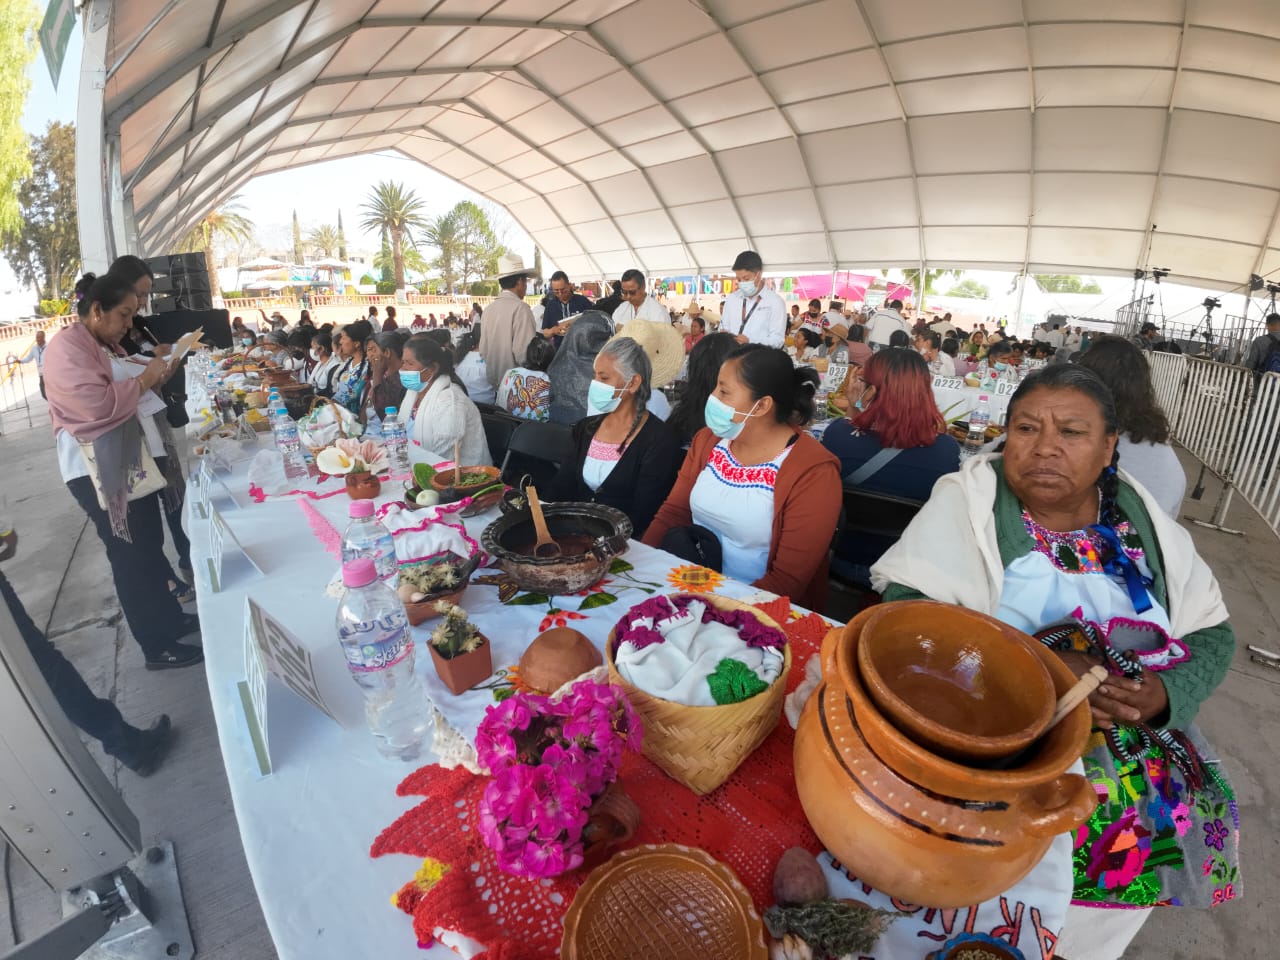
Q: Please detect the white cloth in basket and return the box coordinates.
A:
[614,597,783,707]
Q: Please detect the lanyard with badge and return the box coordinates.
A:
[736,295,761,336]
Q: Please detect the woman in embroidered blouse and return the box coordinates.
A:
[644,345,842,611]
[547,337,681,537]
[871,365,1238,960]
[329,320,373,414]
[398,335,491,468]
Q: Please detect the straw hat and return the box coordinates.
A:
[488,253,535,282]
[685,302,702,318]
[828,323,850,342]
[608,320,684,389]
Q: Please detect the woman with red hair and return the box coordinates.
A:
[821,347,960,579]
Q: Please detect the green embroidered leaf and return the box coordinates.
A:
[706,658,769,706]
[507,592,550,606]
[608,558,634,574]
[1057,543,1080,571]
[579,592,618,610]
[492,687,516,702]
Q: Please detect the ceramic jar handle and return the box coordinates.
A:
[1017,773,1098,838]
[820,626,844,679]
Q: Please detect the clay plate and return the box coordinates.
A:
[561,844,766,960]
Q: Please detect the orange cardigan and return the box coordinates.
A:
[642,427,842,611]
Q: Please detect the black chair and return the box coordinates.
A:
[829,486,925,591]
[480,409,522,469]
[499,420,575,490]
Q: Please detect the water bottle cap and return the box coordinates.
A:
[274,407,288,416]
[341,557,378,587]
[978,394,989,401]
[384,407,396,416]
[348,499,375,518]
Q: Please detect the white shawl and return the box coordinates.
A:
[870,454,1229,639]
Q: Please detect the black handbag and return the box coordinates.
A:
[660,524,722,572]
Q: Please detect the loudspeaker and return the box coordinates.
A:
[174,270,211,293]
[168,252,205,273]
[137,307,233,350]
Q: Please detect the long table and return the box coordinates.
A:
[184,397,1072,960]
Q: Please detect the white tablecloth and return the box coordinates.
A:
[181,372,1071,960]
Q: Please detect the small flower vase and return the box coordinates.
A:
[429,633,493,695]
[345,472,381,499]
[579,778,640,873]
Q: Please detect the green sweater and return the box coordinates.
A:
[883,462,1234,729]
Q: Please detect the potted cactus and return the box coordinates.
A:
[428,601,493,695]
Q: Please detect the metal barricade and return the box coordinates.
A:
[1174,357,1254,478]
[1146,351,1187,429]
[0,359,33,430]
[1230,372,1280,537]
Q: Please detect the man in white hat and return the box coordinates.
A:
[478,254,565,390]
[612,269,670,330]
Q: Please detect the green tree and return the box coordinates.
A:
[0,0,39,238]
[337,209,348,261]
[1,121,79,300]
[1034,274,1103,294]
[307,224,339,257]
[292,209,303,264]
[175,196,255,287]
[359,180,429,292]
[423,212,459,294]
[450,200,505,288]
[945,278,990,299]
[374,242,427,279]
[887,268,963,296]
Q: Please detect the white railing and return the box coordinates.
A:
[1230,372,1280,536]
[1173,357,1254,478]
[1146,352,1187,429]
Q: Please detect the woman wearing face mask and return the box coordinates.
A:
[546,337,681,536]
[366,332,407,418]
[821,348,959,581]
[308,329,340,392]
[643,345,841,610]
[43,273,202,669]
[398,335,491,467]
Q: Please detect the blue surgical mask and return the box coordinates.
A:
[399,370,424,391]
[704,394,758,440]
[241,337,254,347]
[738,278,759,298]
[587,379,623,415]
[994,361,1009,372]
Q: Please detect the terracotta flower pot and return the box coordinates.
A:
[579,778,640,873]
[428,633,493,695]
[345,472,382,499]
[793,601,1097,908]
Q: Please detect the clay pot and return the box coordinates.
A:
[481,502,632,595]
[856,602,1054,764]
[579,779,641,873]
[518,627,602,694]
[429,634,493,695]
[345,472,382,500]
[430,464,502,502]
[793,601,1096,908]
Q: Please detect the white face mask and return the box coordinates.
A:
[738,276,760,298]
[310,348,321,361]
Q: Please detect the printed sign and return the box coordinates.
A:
[237,618,272,776]
[246,598,336,722]
[194,458,213,519]
[205,507,263,593]
[932,376,965,391]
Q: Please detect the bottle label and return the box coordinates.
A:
[338,615,413,672]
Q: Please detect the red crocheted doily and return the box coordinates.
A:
[370,601,832,959]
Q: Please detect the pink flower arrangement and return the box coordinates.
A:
[475,679,642,878]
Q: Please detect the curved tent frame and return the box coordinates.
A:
[78,0,1280,292]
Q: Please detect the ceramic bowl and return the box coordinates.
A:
[856,601,1055,763]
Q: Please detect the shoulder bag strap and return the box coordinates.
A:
[846,446,903,486]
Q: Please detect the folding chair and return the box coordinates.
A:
[499,420,575,490]
[829,486,926,591]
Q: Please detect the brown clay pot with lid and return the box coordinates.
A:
[793,601,1097,908]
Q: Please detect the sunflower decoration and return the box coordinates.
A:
[666,564,725,594]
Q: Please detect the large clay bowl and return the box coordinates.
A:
[482,502,631,595]
[857,601,1054,763]
[793,603,1096,908]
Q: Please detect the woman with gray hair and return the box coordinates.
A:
[546,335,682,536]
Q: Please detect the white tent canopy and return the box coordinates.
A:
[78,0,1280,293]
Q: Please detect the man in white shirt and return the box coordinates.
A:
[721,250,787,347]
[823,300,845,331]
[1045,322,1066,349]
[9,329,47,398]
[611,269,670,330]
[866,299,911,349]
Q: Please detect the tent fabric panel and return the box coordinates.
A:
[918,174,1030,227]
[1151,179,1280,245]
[817,180,918,229]
[1163,112,1280,188]
[624,132,705,168]
[1032,173,1158,231]
[668,199,747,242]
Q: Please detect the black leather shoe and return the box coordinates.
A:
[119,716,174,777]
[145,643,204,671]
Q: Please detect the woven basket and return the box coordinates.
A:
[303,396,357,458]
[561,844,767,960]
[606,593,791,796]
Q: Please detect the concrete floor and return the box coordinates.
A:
[0,383,1274,959]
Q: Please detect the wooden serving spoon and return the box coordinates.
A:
[453,439,461,486]
[1050,664,1109,727]
[526,485,560,559]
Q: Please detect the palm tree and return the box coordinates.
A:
[374,243,428,279]
[307,224,340,257]
[176,196,255,290]
[359,180,429,292]
[422,211,459,294]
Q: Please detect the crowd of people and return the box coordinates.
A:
[7,244,1241,956]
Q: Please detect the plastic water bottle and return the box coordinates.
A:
[266,388,282,427]
[366,406,382,439]
[966,395,991,449]
[382,407,411,475]
[272,407,309,479]
[342,499,398,584]
[335,558,432,761]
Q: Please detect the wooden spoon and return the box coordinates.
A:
[453,439,461,486]
[526,485,560,559]
[1050,664,1109,727]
